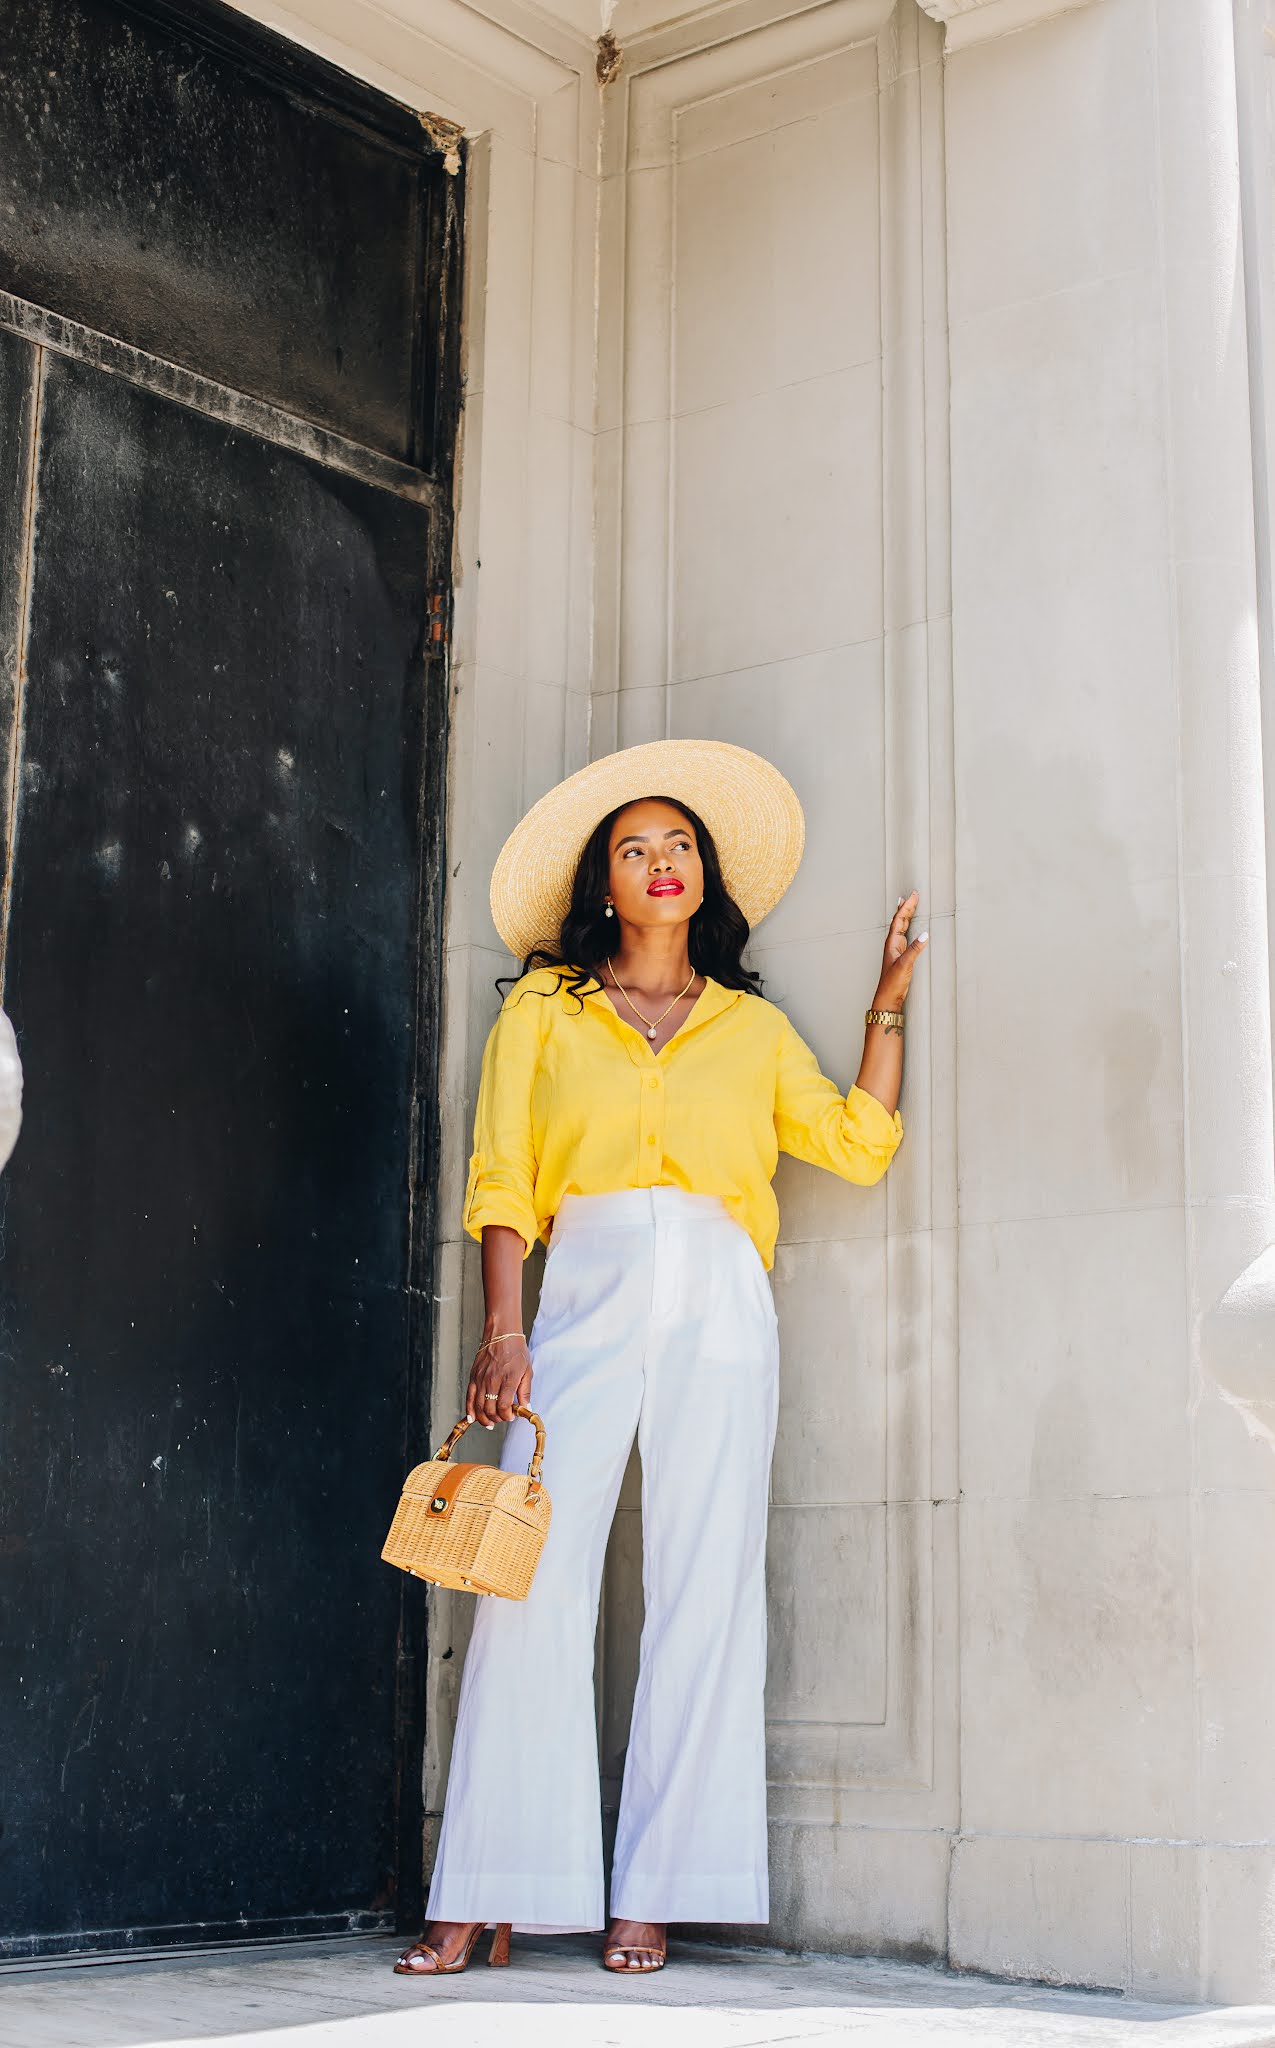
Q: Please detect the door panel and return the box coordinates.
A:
[0,351,437,1947]
[0,0,460,1956]
[0,0,440,463]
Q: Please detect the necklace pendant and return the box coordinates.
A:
[647,1026,657,1039]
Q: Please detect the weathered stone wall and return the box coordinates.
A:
[591,0,961,1968]
[592,0,1275,2000]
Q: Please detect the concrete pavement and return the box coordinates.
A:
[4,1934,1275,2048]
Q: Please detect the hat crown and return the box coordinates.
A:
[488,739,804,962]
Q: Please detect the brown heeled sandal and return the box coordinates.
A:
[394,1921,512,1974]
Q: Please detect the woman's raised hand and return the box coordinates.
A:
[874,889,928,1011]
[466,1329,533,1430]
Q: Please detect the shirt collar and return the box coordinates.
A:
[580,968,744,1042]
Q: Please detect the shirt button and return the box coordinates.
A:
[646,1133,657,1145]
[647,1076,660,1090]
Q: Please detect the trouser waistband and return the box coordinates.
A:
[548,1188,732,1240]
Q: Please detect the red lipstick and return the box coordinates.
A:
[647,879,684,896]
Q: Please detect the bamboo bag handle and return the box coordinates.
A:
[432,1406,547,1499]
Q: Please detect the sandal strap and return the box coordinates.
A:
[399,1942,444,1967]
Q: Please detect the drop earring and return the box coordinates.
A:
[604,901,614,918]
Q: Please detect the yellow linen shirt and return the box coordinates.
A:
[462,967,904,1272]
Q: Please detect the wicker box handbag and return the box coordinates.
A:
[380,1406,550,1600]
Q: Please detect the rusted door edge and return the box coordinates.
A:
[0,338,42,1001]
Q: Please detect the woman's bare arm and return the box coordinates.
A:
[465,1224,534,1428]
[854,890,927,1116]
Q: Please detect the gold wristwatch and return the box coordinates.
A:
[864,1007,904,1029]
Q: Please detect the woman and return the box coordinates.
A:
[395,738,926,1979]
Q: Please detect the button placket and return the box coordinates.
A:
[638,1056,664,1182]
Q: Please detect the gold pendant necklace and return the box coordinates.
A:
[606,957,696,1040]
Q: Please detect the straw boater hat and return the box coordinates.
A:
[489,738,805,962]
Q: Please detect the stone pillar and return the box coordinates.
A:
[935,0,1275,2001]
[1178,0,1275,2005]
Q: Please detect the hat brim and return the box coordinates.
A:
[488,739,805,962]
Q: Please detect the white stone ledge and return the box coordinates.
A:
[917,0,1101,52]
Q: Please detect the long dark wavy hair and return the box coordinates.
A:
[498,795,763,1006]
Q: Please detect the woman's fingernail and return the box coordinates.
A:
[920,930,929,942]
[897,895,904,906]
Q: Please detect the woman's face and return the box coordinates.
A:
[606,798,705,932]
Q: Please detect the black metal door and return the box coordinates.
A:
[0,0,460,1959]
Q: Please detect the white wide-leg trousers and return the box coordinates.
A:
[425,1187,781,1933]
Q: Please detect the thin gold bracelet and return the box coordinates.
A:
[481,1329,524,1346]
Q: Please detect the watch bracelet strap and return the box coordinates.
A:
[864,1006,904,1027]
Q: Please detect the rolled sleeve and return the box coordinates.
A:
[774,1018,904,1186]
[462,983,545,1256]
